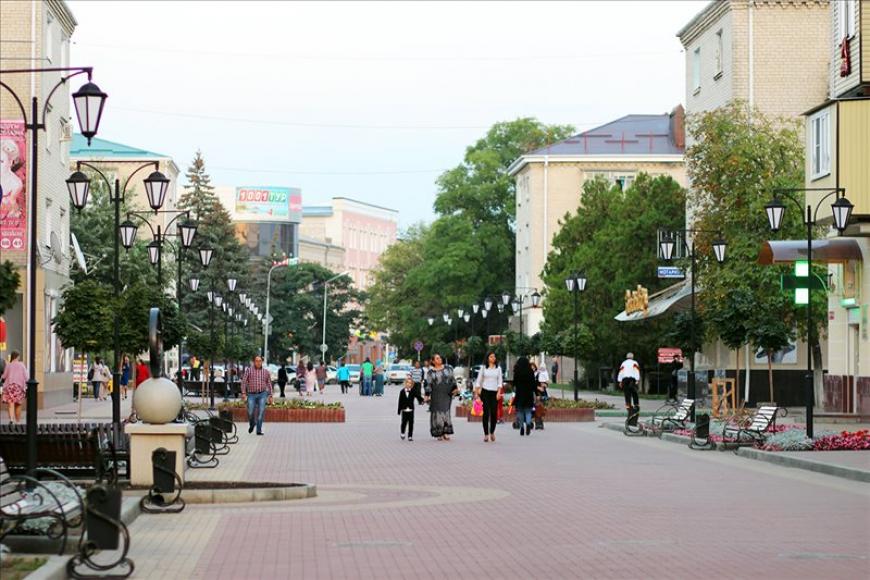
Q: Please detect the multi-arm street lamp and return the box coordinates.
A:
[2,65,107,472]
[506,289,541,339]
[764,188,853,438]
[565,272,588,401]
[659,229,727,420]
[120,210,196,287]
[67,160,171,451]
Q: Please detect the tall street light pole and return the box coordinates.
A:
[321,271,350,361]
[1,66,107,473]
[565,272,587,401]
[67,161,170,450]
[765,188,853,438]
[263,258,297,365]
[660,229,727,421]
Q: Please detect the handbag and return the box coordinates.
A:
[471,398,483,416]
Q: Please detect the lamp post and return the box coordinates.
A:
[320,271,350,362]
[565,272,587,401]
[225,276,238,387]
[1,66,107,473]
[659,229,727,420]
[764,188,853,438]
[120,210,194,287]
[263,259,297,365]
[67,160,171,451]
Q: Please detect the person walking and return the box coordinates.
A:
[397,376,423,441]
[241,355,273,435]
[337,361,351,394]
[474,351,503,443]
[361,357,374,396]
[134,358,150,388]
[551,359,559,384]
[304,361,317,396]
[534,361,550,431]
[90,357,110,401]
[1,351,27,423]
[120,355,131,400]
[423,353,459,441]
[295,360,306,395]
[512,356,537,437]
[409,360,424,401]
[277,362,289,398]
[617,352,641,414]
[316,361,328,394]
[373,359,385,397]
[190,355,202,382]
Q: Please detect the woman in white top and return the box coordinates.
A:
[474,352,503,443]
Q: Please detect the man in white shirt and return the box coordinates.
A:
[617,352,641,411]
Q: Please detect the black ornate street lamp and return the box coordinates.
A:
[659,229,727,420]
[764,187,853,438]
[565,272,587,401]
[1,65,107,473]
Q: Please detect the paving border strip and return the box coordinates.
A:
[601,421,870,483]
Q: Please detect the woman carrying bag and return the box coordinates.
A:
[474,351,503,443]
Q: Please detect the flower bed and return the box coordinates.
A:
[188,400,345,422]
[671,422,870,451]
[468,406,595,422]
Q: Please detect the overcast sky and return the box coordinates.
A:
[68,0,707,228]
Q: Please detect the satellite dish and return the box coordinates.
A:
[71,233,87,274]
[50,231,62,264]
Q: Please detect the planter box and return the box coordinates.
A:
[469,407,594,422]
[455,406,469,418]
[226,407,345,423]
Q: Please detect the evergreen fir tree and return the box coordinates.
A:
[177,150,219,221]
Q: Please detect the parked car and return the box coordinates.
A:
[347,364,361,384]
[387,364,412,384]
[326,365,338,384]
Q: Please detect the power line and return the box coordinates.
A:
[210,165,445,176]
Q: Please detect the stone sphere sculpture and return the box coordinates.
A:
[133,306,182,423]
[134,377,182,423]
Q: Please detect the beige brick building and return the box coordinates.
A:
[1,0,78,408]
[508,109,688,337]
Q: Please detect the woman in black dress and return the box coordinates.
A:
[424,353,459,441]
[512,356,537,437]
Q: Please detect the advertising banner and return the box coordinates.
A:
[234,186,302,223]
[0,120,27,253]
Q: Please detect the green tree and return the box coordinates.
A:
[52,280,114,354]
[541,174,687,380]
[687,102,824,401]
[0,261,20,313]
[176,150,219,222]
[367,118,573,360]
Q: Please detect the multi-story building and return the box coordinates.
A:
[1,0,77,408]
[802,0,869,416]
[508,108,688,336]
[675,0,832,405]
[297,235,345,271]
[300,197,398,290]
[215,185,302,261]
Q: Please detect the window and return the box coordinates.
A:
[839,0,857,39]
[692,48,701,91]
[714,30,723,77]
[810,110,831,179]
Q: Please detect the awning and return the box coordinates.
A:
[758,239,863,265]
[614,278,692,322]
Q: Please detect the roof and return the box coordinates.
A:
[758,239,863,265]
[302,206,334,217]
[615,279,693,322]
[676,0,728,44]
[527,114,683,157]
[70,134,170,159]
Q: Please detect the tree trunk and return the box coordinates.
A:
[766,350,774,403]
[734,346,741,407]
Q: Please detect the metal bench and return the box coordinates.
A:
[648,398,695,437]
[0,456,84,555]
[720,405,785,448]
[0,423,128,480]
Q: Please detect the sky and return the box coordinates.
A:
[68,0,708,228]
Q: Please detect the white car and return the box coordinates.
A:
[326,366,338,384]
[387,364,412,384]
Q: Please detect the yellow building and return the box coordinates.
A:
[803,0,869,417]
[1,0,77,408]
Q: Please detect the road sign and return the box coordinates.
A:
[414,341,424,352]
[657,266,685,279]
[320,343,328,353]
[265,314,274,325]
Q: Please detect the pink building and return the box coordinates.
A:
[301,197,398,290]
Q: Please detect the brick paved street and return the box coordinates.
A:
[110,385,870,580]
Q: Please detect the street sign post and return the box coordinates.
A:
[320,343,328,353]
[414,340,424,361]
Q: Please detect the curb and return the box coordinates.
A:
[22,555,68,580]
[601,421,870,482]
[736,447,870,483]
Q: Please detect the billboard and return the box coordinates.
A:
[0,120,27,253]
[234,186,301,223]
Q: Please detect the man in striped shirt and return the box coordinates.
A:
[409,360,425,401]
[241,355,273,435]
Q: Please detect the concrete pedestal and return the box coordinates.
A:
[126,423,189,487]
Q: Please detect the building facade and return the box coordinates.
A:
[806,0,869,416]
[676,0,832,404]
[297,235,345,271]
[508,109,688,336]
[300,197,398,290]
[215,185,302,261]
[1,0,77,408]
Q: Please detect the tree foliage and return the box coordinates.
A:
[367,118,573,361]
[541,174,687,375]
[687,103,826,397]
[0,260,20,313]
